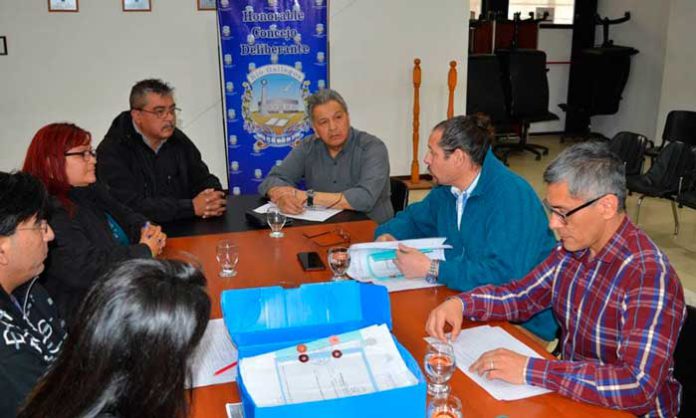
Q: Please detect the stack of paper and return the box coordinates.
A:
[426,325,551,401]
[187,319,239,388]
[347,238,451,292]
[254,202,342,222]
[239,324,418,407]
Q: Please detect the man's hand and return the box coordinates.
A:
[393,244,431,279]
[193,189,227,218]
[469,348,528,385]
[276,191,305,214]
[375,233,396,242]
[425,297,464,342]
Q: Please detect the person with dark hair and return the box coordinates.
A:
[23,123,166,325]
[258,88,393,223]
[375,114,557,341]
[18,258,211,418]
[426,142,685,417]
[0,171,66,418]
[97,78,226,223]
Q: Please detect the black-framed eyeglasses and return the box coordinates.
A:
[136,106,181,119]
[543,194,608,225]
[16,219,50,235]
[64,149,97,161]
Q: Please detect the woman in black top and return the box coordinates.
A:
[22,123,167,325]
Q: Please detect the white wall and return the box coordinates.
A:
[0,0,469,182]
[592,0,672,140]
[656,0,696,144]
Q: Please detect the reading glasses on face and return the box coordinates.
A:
[136,106,181,119]
[64,149,97,161]
[543,194,608,225]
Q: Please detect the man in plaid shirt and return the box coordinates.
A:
[426,142,686,417]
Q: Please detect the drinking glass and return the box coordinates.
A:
[327,246,351,281]
[216,240,239,278]
[427,394,462,418]
[266,207,286,238]
[424,341,456,396]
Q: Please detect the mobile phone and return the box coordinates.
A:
[297,251,326,271]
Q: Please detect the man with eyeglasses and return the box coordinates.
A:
[97,78,226,223]
[426,142,685,417]
[0,171,67,417]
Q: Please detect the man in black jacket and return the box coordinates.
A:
[97,79,226,223]
[0,172,66,418]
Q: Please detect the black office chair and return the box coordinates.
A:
[675,305,695,418]
[645,110,696,159]
[676,149,696,221]
[390,178,409,214]
[494,49,559,162]
[608,131,649,176]
[627,141,696,235]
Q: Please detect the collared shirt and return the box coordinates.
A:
[258,127,393,223]
[456,217,685,417]
[132,120,164,154]
[450,171,481,230]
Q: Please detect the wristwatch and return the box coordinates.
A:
[425,259,439,284]
[306,189,315,207]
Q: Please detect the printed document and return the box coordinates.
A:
[254,202,342,222]
[187,319,238,388]
[239,324,418,407]
[347,238,450,292]
[426,325,551,400]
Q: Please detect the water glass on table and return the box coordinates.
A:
[327,246,351,281]
[427,394,462,418]
[216,240,239,278]
[424,340,456,396]
[266,207,286,238]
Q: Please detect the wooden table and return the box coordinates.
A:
[164,220,633,418]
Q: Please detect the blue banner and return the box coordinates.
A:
[217,0,328,195]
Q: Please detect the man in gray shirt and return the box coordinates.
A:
[258,89,393,223]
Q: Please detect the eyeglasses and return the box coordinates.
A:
[17,219,50,235]
[64,149,97,161]
[136,106,181,119]
[303,228,351,247]
[543,194,608,225]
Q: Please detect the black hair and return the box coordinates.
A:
[130,78,174,110]
[19,259,211,418]
[0,171,47,236]
[434,113,495,166]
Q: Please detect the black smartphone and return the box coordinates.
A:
[297,252,326,271]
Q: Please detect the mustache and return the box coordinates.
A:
[162,123,175,130]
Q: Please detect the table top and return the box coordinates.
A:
[160,194,368,238]
[163,220,633,418]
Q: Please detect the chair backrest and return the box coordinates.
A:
[390,178,409,214]
[608,131,648,176]
[497,49,550,118]
[643,141,696,192]
[663,110,696,147]
[675,305,695,418]
[466,54,508,123]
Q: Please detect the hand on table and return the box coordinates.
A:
[469,348,528,385]
[375,233,396,242]
[393,244,431,279]
[276,190,306,214]
[193,188,227,219]
[425,297,464,342]
[140,223,167,256]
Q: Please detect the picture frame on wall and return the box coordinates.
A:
[48,0,79,12]
[198,0,216,11]
[122,0,151,12]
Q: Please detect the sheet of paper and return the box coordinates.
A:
[187,319,238,388]
[254,202,342,222]
[426,325,551,401]
[239,324,418,407]
[347,237,452,285]
[226,403,244,418]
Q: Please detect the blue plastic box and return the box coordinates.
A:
[221,281,426,418]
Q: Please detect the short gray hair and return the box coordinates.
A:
[306,89,348,122]
[543,142,626,211]
[130,79,174,110]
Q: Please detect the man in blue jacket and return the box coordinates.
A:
[375,115,557,341]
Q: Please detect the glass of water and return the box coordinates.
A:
[427,394,462,418]
[327,246,351,281]
[216,240,239,278]
[266,207,286,238]
[424,340,456,396]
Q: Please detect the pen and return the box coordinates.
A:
[213,361,238,376]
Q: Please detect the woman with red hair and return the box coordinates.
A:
[23,123,167,325]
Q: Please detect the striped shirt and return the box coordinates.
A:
[457,217,685,417]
